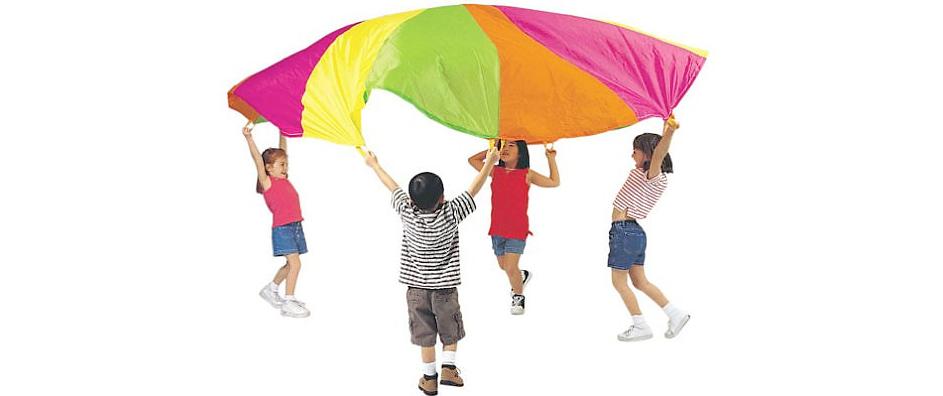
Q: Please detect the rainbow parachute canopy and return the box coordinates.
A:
[228,4,707,145]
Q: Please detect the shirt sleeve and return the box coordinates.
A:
[637,168,668,185]
[447,192,476,223]
[391,188,410,215]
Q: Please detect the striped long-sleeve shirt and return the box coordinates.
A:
[392,188,476,289]
[613,168,668,220]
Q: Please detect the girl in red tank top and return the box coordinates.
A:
[468,140,560,315]
[244,124,310,319]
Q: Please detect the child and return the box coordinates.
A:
[243,124,310,318]
[609,115,690,341]
[468,140,559,315]
[366,148,498,396]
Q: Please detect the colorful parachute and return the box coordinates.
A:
[228,5,706,146]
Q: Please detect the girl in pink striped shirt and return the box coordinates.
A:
[609,116,691,342]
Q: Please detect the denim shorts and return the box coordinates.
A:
[607,220,646,270]
[272,221,308,256]
[491,235,526,256]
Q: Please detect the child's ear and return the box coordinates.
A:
[439,195,445,203]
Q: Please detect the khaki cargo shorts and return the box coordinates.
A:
[406,287,466,347]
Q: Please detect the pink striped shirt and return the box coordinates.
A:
[613,168,668,219]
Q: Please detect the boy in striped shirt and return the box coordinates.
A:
[365,147,498,396]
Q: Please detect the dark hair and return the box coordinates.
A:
[633,133,673,173]
[409,172,444,212]
[497,140,530,169]
[256,148,287,194]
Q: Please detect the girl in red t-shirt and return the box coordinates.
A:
[468,140,560,315]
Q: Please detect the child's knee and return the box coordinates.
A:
[611,276,628,290]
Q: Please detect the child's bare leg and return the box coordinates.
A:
[421,346,436,364]
[272,260,289,285]
[611,269,642,315]
[496,255,507,271]
[284,253,302,296]
[443,343,457,352]
[503,253,524,294]
[629,265,669,307]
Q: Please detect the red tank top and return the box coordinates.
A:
[489,167,530,240]
[263,177,304,227]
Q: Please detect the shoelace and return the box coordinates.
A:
[512,296,525,306]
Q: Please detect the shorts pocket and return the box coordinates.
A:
[407,288,422,306]
[453,311,465,339]
[621,232,645,256]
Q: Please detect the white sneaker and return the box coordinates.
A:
[665,314,691,339]
[510,294,525,315]
[259,285,285,308]
[280,299,310,318]
[617,324,653,342]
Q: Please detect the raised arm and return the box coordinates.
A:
[648,115,679,180]
[365,151,400,193]
[467,147,499,197]
[467,149,487,172]
[243,125,271,191]
[528,146,560,188]
[279,133,287,151]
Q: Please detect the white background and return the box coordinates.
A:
[2,0,942,394]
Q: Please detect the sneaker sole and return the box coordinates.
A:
[259,290,283,308]
[280,309,310,318]
[665,315,691,339]
[617,333,653,342]
[510,308,524,315]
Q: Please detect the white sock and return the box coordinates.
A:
[421,362,437,377]
[632,315,648,327]
[284,294,297,301]
[442,350,456,367]
[268,282,279,291]
[662,303,685,321]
